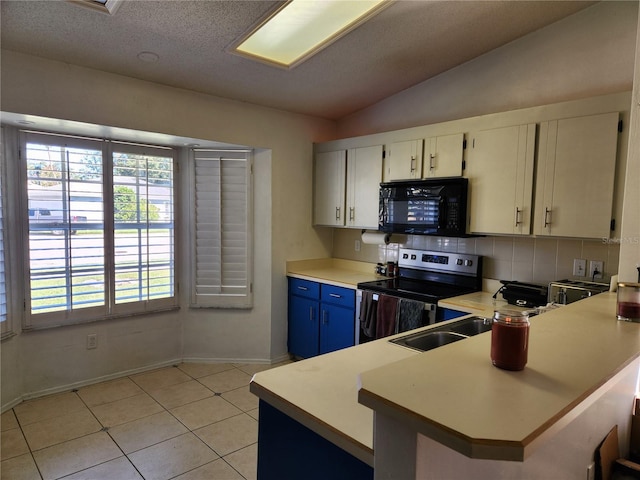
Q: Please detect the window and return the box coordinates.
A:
[190,149,253,308]
[21,131,176,328]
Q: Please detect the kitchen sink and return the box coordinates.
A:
[448,316,493,336]
[390,316,492,352]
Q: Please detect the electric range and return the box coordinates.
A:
[356,248,483,338]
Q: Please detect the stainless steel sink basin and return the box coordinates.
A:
[448,316,493,336]
[396,331,468,351]
[389,316,492,352]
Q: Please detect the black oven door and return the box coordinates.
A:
[357,289,436,344]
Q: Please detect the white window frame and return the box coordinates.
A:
[0,127,12,339]
[19,130,178,329]
[189,149,253,309]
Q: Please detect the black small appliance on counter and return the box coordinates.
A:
[496,281,548,308]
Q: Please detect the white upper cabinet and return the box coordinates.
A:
[424,133,465,178]
[313,150,346,226]
[385,140,423,181]
[466,124,536,235]
[346,145,383,228]
[534,112,619,238]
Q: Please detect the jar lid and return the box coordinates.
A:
[493,309,529,324]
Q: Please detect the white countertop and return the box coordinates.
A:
[258,263,639,464]
[286,257,383,289]
[250,332,418,466]
[358,292,640,461]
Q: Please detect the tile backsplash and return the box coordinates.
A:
[332,229,620,286]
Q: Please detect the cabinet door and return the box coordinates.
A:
[466,124,535,235]
[346,145,383,228]
[424,133,464,178]
[314,150,346,226]
[534,112,619,238]
[385,140,423,181]
[288,294,319,358]
[319,303,355,355]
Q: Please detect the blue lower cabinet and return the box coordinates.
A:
[288,294,319,359]
[257,400,373,480]
[437,307,469,322]
[319,303,355,355]
[288,277,355,358]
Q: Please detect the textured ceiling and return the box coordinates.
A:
[1,0,596,120]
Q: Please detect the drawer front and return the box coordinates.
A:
[289,278,320,299]
[321,284,355,308]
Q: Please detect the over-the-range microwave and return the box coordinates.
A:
[379,177,468,236]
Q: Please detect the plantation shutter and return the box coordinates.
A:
[0,132,7,337]
[191,149,253,308]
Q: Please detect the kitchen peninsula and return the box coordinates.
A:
[251,292,640,479]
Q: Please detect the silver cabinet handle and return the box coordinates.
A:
[309,306,314,322]
[329,293,341,298]
[429,153,435,171]
[335,206,340,221]
[543,207,552,227]
[514,207,522,226]
[322,310,328,325]
[297,286,308,291]
[410,155,417,173]
[349,207,355,221]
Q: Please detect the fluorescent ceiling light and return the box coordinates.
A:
[233,0,389,69]
[67,0,123,15]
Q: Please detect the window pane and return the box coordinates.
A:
[26,141,105,314]
[113,151,174,304]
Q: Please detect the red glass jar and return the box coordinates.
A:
[491,309,530,371]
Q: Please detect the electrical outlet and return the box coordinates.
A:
[589,261,604,280]
[87,334,97,350]
[355,240,361,252]
[573,259,586,277]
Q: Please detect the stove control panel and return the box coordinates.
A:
[398,248,481,276]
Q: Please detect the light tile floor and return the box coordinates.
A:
[1,362,288,480]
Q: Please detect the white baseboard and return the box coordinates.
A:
[2,353,293,413]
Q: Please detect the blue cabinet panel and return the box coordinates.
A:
[437,307,469,321]
[289,277,320,299]
[321,284,355,309]
[288,294,320,359]
[320,303,355,355]
[257,400,373,480]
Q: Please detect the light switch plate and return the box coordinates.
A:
[589,261,604,279]
[573,259,586,277]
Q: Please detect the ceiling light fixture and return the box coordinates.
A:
[231,0,390,69]
[67,0,123,15]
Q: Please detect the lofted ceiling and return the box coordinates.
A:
[1,0,596,121]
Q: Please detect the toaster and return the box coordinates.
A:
[547,280,609,305]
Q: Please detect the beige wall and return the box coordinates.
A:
[619,2,640,283]
[337,1,638,137]
[0,50,336,406]
[330,1,637,285]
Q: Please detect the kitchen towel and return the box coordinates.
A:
[359,291,377,339]
[396,298,424,333]
[376,294,399,339]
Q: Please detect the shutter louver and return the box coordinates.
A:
[192,149,252,308]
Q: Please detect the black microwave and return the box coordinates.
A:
[379,177,469,236]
